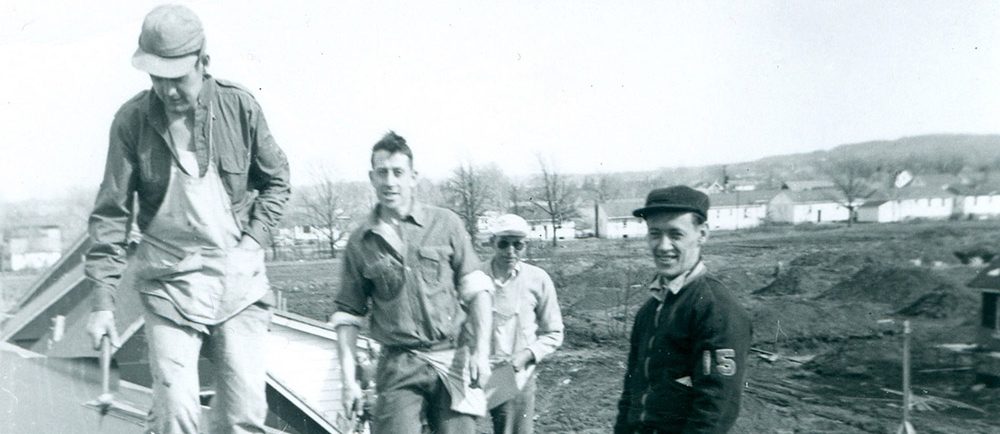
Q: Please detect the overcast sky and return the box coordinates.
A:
[1,1,998,201]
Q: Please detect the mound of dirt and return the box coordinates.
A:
[895,288,978,319]
[820,266,956,307]
[754,267,809,296]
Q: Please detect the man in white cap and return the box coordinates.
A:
[484,214,564,434]
[85,5,290,434]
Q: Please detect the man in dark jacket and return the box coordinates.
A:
[615,186,752,434]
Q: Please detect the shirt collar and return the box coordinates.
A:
[361,200,427,232]
[489,261,522,286]
[649,260,707,302]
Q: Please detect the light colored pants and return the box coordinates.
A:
[144,304,271,434]
[373,349,476,434]
[490,376,536,434]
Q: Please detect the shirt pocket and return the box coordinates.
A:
[417,246,450,287]
[218,141,249,199]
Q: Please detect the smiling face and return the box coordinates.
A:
[645,211,708,279]
[369,150,417,218]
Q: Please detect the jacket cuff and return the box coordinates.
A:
[243,220,272,248]
[526,343,551,363]
[92,286,116,312]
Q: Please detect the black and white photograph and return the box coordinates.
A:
[1,1,999,433]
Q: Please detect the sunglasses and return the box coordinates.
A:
[496,240,526,250]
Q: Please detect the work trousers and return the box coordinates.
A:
[490,376,536,434]
[144,304,271,434]
[373,350,475,434]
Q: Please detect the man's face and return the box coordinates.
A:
[369,150,417,214]
[150,63,204,114]
[645,211,707,279]
[492,235,527,269]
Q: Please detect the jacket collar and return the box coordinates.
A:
[649,260,707,302]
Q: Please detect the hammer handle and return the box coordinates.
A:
[100,335,111,395]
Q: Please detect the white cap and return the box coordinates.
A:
[490,214,530,237]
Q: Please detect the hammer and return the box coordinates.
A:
[96,334,114,414]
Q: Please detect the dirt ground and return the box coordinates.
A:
[8,220,999,433]
[267,220,1000,433]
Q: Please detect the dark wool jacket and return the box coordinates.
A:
[615,269,752,434]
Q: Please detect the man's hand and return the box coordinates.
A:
[510,349,535,372]
[86,310,121,350]
[342,379,364,419]
[469,351,491,388]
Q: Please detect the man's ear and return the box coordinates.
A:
[698,224,709,245]
[200,53,211,69]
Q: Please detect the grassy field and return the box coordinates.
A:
[267,219,1000,433]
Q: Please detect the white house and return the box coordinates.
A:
[6,225,62,271]
[707,190,778,230]
[768,189,853,224]
[596,199,647,239]
[526,219,576,242]
[961,191,1000,218]
[857,186,956,223]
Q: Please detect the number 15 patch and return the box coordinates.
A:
[702,349,737,376]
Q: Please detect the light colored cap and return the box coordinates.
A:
[132,4,205,78]
[491,214,530,237]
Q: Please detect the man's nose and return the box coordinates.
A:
[653,235,673,252]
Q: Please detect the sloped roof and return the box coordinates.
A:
[601,199,644,219]
[709,190,781,207]
[2,234,375,434]
[774,188,846,204]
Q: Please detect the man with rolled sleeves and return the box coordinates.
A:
[614,186,752,434]
[331,131,494,434]
[483,214,564,434]
[84,5,290,434]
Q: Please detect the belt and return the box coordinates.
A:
[384,339,457,353]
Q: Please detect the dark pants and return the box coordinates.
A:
[373,350,475,434]
[489,376,536,434]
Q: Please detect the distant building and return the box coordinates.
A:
[768,189,853,224]
[526,219,576,242]
[857,186,956,223]
[5,225,62,271]
[596,199,646,239]
[707,190,779,230]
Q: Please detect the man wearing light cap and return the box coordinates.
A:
[85,5,290,434]
[483,214,563,434]
[614,186,751,434]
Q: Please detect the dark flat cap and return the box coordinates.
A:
[632,186,710,220]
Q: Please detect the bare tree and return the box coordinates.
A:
[822,157,877,227]
[580,174,622,203]
[299,175,370,258]
[507,182,527,215]
[444,163,488,238]
[532,156,579,246]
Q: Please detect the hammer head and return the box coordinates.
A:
[96,392,114,415]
